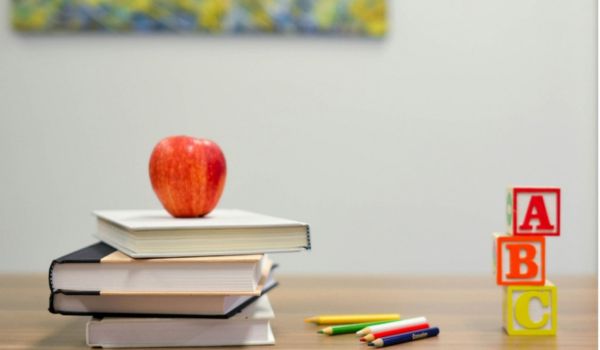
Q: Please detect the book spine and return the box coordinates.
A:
[47,260,57,314]
[48,260,57,292]
[48,292,56,314]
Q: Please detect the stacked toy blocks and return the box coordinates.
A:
[494,187,560,336]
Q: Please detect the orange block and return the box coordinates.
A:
[496,235,545,286]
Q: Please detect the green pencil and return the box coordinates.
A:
[318,320,397,335]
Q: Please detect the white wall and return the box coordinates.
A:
[0,0,596,274]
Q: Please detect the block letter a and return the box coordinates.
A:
[519,195,554,231]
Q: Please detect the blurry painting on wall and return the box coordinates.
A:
[12,0,386,37]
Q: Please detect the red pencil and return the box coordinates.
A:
[360,322,430,342]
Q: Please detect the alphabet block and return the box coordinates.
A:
[506,187,560,236]
[503,281,557,335]
[496,236,545,286]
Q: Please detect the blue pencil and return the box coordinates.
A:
[368,327,439,347]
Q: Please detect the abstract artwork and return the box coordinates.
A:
[12,0,387,37]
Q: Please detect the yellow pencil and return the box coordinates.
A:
[304,314,400,325]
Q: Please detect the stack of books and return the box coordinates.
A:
[48,209,310,348]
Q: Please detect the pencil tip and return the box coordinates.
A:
[317,330,323,334]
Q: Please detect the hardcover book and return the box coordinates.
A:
[49,274,278,318]
[94,209,311,258]
[49,242,272,295]
[86,295,276,348]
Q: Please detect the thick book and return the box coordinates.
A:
[94,209,311,258]
[49,242,272,295]
[86,295,275,348]
[49,275,278,318]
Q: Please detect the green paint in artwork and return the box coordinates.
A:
[506,190,512,226]
[12,0,387,37]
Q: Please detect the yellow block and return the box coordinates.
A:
[503,281,557,336]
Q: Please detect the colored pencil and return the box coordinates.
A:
[318,321,396,335]
[305,314,400,325]
[368,327,439,347]
[360,322,430,342]
[356,316,427,336]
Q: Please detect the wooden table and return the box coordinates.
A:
[0,275,596,349]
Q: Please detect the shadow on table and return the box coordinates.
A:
[500,336,558,350]
[462,318,558,350]
[36,318,87,348]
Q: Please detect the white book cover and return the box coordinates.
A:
[94,209,308,231]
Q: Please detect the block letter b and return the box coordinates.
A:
[496,236,545,286]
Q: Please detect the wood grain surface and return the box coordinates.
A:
[0,274,596,349]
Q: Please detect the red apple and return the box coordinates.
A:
[149,136,226,218]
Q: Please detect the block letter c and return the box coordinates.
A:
[514,291,550,329]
